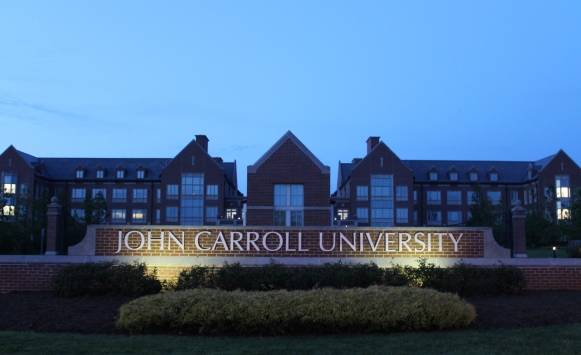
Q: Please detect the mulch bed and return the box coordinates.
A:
[1,290,580,335]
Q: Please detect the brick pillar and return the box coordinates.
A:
[45,196,62,255]
[511,200,527,258]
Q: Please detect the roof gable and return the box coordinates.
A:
[248,131,330,174]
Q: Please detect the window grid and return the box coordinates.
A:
[370,174,393,226]
[133,189,148,203]
[112,189,127,203]
[396,186,408,201]
[447,191,461,205]
[111,209,126,224]
[206,185,218,200]
[181,173,204,225]
[427,191,441,205]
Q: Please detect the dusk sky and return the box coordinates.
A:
[1,1,580,194]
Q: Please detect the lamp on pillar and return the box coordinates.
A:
[511,200,528,258]
[45,196,63,255]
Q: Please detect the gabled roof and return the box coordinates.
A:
[248,131,330,174]
[15,148,40,167]
[38,158,169,180]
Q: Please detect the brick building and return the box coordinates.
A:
[246,131,332,226]
[0,135,243,229]
[333,137,581,227]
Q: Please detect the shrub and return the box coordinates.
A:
[174,259,525,296]
[52,260,161,297]
[117,286,476,334]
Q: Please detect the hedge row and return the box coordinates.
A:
[51,261,161,297]
[176,259,526,296]
[116,286,476,334]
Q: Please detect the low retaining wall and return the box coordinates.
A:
[2,255,581,293]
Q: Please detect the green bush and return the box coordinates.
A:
[117,286,476,334]
[175,259,525,296]
[52,260,161,297]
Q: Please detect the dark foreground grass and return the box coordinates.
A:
[2,324,581,355]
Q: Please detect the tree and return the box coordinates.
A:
[466,184,505,245]
[82,191,108,226]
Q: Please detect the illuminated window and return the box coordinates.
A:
[337,209,348,221]
[371,175,394,226]
[133,189,147,203]
[273,184,303,226]
[1,172,17,213]
[226,208,237,219]
[396,208,408,223]
[356,186,368,201]
[92,189,106,199]
[427,211,442,226]
[557,201,570,220]
[206,207,218,223]
[447,191,461,205]
[71,188,86,202]
[132,209,147,224]
[356,208,369,223]
[111,209,126,224]
[181,173,204,225]
[166,206,178,222]
[447,211,462,225]
[427,191,441,205]
[206,185,218,200]
[556,176,570,199]
[396,186,408,201]
[112,189,127,203]
[166,185,178,199]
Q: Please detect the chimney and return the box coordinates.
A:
[366,137,380,154]
[195,135,209,152]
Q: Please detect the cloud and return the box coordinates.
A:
[0,92,83,122]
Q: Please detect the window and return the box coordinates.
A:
[273,184,304,226]
[490,173,498,182]
[356,208,369,223]
[206,185,218,200]
[181,173,204,225]
[71,188,86,202]
[117,170,125,179]
[556,176,570,199]
[337,209,348,221]
[427,191,441,205]
[371,175,394,226]
[469,172,478,182]
[167,185,178,199]
[510,191,519,205]
[76,170,84,178]
[429,172,438,181]
[137,170,145,179]
[1,172,17,213]
[92,188,106,199]
[467,211,472,220]
[155,209,160,224]
[449,172,458,181]
[226,208,237,219]
[414,190,418,204]
[21,183,29,195]
[467,191,475,205]
[133,189,147,203]
[396,208,408,223]
[447,211,462,225]
[487,191,501,205]
[356,186,368,201]
[206,207,218,223]
[111,209,126,224]
[557,201,570,220]
[427,211,442,226]
[156,188,161,203]
[524,190,529,205]
[396,186,408,201]
[166,206,178,222]
[96,170,104,179]
[447,191,461,205]
[112,189,127,203]
[132,209,147,224]
[413,211,418,226]
[71,209,85,221]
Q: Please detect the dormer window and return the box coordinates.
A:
[137,170,145,179]
[117,170,125,179]
[470,172,478,181]
[96,170,104,179]
[449,172,458,181]
[429,172,438,181]
[490,173,498,182]
[76,170,84,178]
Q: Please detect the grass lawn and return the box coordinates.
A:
[2,325,581,355]
[527,247,568,258]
